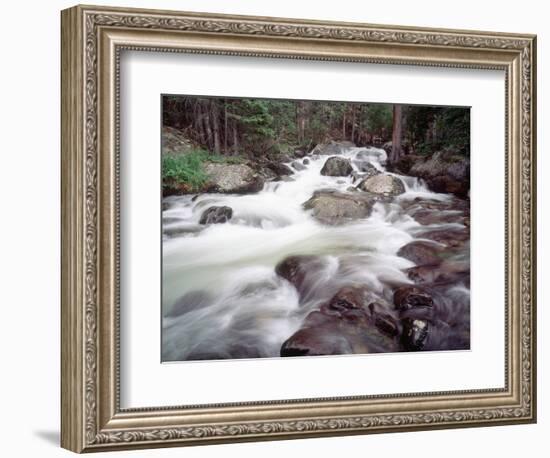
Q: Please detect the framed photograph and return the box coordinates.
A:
[61,4,537,453]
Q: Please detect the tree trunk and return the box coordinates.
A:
[351,105,356,144]
[342,106,347,140]
[224,100,228,153]
[232,121,239,154]
[195,101,206,145]
[391,104,403,163]
[202,101,214,150]
[296,101,307,144]
[212,101,221,154]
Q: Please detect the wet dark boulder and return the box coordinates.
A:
[401,318,430,351]
[275,255,315,287]
[408,150,470,198]
[199,206,233,224]
[275,255,329,300]
[425,175,468,198]
[280,285,401,357]
[356,174,405,196]
[280,306,400,357]
[420,228,469,249]
[406,262,469,286]
[320,156,353,176]
[302,190,376,225]
[404,197,469,226]
[393,285,434,312]
[388,154,423,175]
[397,241,441,266]
[323,286,371,312]
[368,302,400,337]
[280,328,354,356]
[266,161,293,178]
[303,158,310,165]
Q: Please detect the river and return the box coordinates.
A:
[161,147,470,361]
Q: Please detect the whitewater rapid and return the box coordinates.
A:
[161,147,460,361]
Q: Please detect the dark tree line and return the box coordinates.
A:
[163,96,469,161]
[391,104,470,161]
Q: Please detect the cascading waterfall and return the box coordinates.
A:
[161,147,469,361]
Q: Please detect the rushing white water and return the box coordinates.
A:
[161,147,465,361]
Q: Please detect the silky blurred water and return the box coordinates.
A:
[161,147,466,361]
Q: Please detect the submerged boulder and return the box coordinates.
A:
[204,163,264,193]
[292,160,307,171]
[303,190,375,225]
[320,156,353,176]
[199,206,233,225]
[357,174,405,196]
[397,241,441,266]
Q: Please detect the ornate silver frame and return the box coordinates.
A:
[61,4,537,453]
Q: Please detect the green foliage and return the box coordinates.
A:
[162,149,245,191]
[434,107,470,154]
[162,149,209,191]
[361,104,393,136]
[162,95,470,160]
[406,106,470,155]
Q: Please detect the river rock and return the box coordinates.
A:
[406,261,469,286]
[161,126,195,155]
[357,174,405,196]
[280,328,354,356]
[311,140,356,156]
[322,286,371,312]
[303,190,375,225]
[401,318,430,351]
[275,255,329,300]
[420,228,469,249]
[265,161,293,178]
[320,156,353,176]
[199,206,233,224]
[397,241,441,266]
[303,158,310,165]
[393,285,434,311]
[292,160,307,171]
[408,150,470,198]
[388,154,423,175]
[204,163,264,193]
[368,302,400,337]
[281,288,400,357]
[424,175,467,197]
[353,161,380,179]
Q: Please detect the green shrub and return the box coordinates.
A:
[162,149,209,191]
[162,149,244,192]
